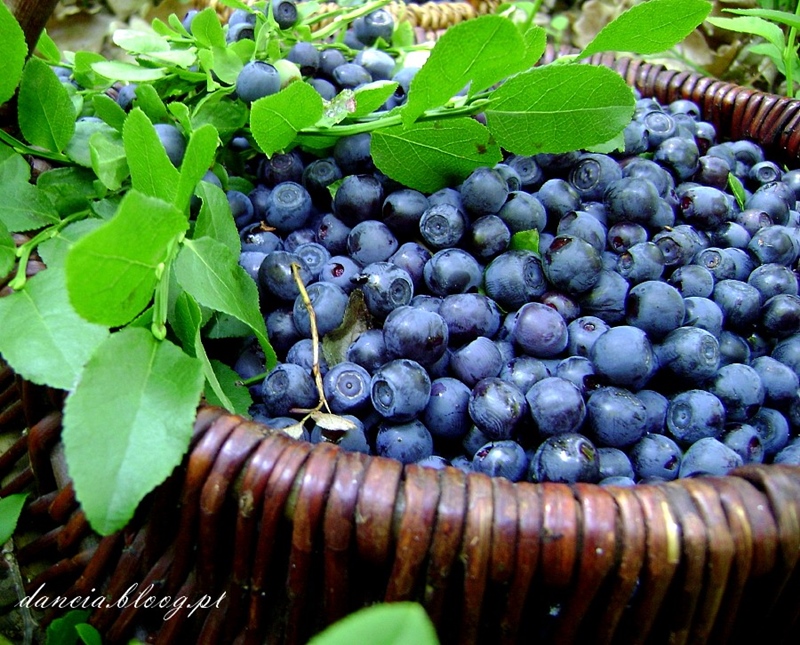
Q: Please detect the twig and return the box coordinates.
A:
[3,540,37,645]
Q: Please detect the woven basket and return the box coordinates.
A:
[2,3,800,644]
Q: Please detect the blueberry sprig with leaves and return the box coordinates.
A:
[0,0,711,536]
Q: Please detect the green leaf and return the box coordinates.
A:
[123,108,180,202]
[205,311,252,338]
[403,15,528,125]
[38,218,104,269]
[37,167,100,216]
[198,46,243,85]
[207,359,252,415]
[728,173,747,210]
[63,328,203,535]
[46,610,92,645]
[192,7,227,48]
[174,237,276,367]
[0,220,14,279]
[113,29,171,54]
[92,61,167,83]
[0,182,59,232]
[725,7,800,31]
[318,90,356,128]
[17,58,76,153]
[251,82,325,156]
[133,83,168,123]
[92,94,128,131]
[0,269,109,390]
[393,20,415,49]
[509,228,540,253]
[169,102,193,134]
[0,1,27,106]
[308,603,438,645]
[175,124,220,211]
[522,25,547,68]
[90,129,130,191]
[350,81,399,118]
[73,51,111,90]
[484,65,635,155]
[75,623,102,645]
[191,92,248,141]
[192,181,239,255]
[0,493,27,544]
[580,0,712,58]
[65,118,119,167]
[371,117,502,193]
[65,190,187,327]
[35,29,61,65]
[707,16,786,51]
[0,144,31,185]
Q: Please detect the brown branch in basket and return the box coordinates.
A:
[1,539,38,645]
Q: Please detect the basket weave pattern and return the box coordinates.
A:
[1,4,800,644]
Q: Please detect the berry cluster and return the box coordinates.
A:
[176,7,800,485]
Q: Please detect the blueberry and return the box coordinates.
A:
[382,305,449,367]
[292,281,349,337]
[774,439,800,465]
[358,262,414,318]
[722,423,764,464]
[258,250,312,301]
[287,42,320,76]
[506,155,544,191]
[597,446,635,480]
[265,182,312,233]
[333,174,384,226]
[468,377,527,440]
[293,242,330,281]
[557,210,607,254]
[682,297,724,338]
[607,221,648,254]
[639,109,677,147]
[323,362,372,414]
[536,178,581,219]
[286,338,328,376]
[668,264,715,298]
[666,389,725,444]
[272,0,298,29]
[422,377,472,441]
[760,294,800,339]
[483,250,547,311]
[333,62,372,89]
[542,235,603,294]
[354,49,396,81]
[748,263,799,303]
[679,438,743,478]
[460,167,509,216]
[419,203,467,249]
[468,215,511,261]
[499,356,549,393]
[370,358,431,420]
[311,415,370,454]
[496,191,547,233]
[751,355,800,405]
[319,255,361,294]
[590,325,655,389]
[303,158,342,208]
[587,386,648,448]
[153,123,186,168]
[528,433,600,483]
[749,407,790,456]
[748,225,799,266]
[261,363,318,417]
[346,220,398,266]
[629,433,682,480]
[565,315,609,358]
[449,337,503,388]
[569,153,623,201]
[353,8,393,46]
[578,270,630,325]
[718,330,752,367]
[389,242,431,289]
[653,136,699,181]
[526,375,587,440]
[438,293,501,347]
[383,188,430,233]
[678,186,731,230]
[511,302,568,359]
[236,61,281,103]
[771,333,800,377]
[555,356,597,396]
[375,419,433,464]
[423,248,482,296]
[625,280,685,340]
[472,440,528,482]
[657,326,720,383]
[745,181,794,225]
[712,279,761,333]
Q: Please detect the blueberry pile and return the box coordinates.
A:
[187,7,800,485]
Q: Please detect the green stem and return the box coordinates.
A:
[0,129,71,164]
[151,240,179,341]
[7,210,89,291]
[785,1,800,96]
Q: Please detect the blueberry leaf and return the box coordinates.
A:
[706,16,785,51]
[35,28,61,65]
[723,7,800,31]
[522,25,547,67]
[0,182,60,232]
[190,7,227,49]
[174,236,277,368]
[509,229,540,254]
[309,411,357,432]
[171,291,239,414]
[45,610,92,645]
[0,2,27,107]
[63,328,203,535]
[90,129,129,191]
[92,94,128,132]
[403,15,529,126]
[66,118,119,167]
[0,220,14,279]
[0,493,28,544]
[484,65,635,155]
[0,269,109,390]
[580,0,713,58]
[38,218,104,269]
[123,108,180,202]
[0,144,30,185]
[175,124,220,212]
[92,61,167,83]
[728,173,747,210]
[17,58,76,153]
[251,81,324,157]
[191,92,248,142]
[192,181,240,256]
[350,81,398,118]
[132,83,168,123]
[308,602,438,645]
[371,117,502,193]
[206,359,253,416]
[74,623,102,645]
[65,190,187,327]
